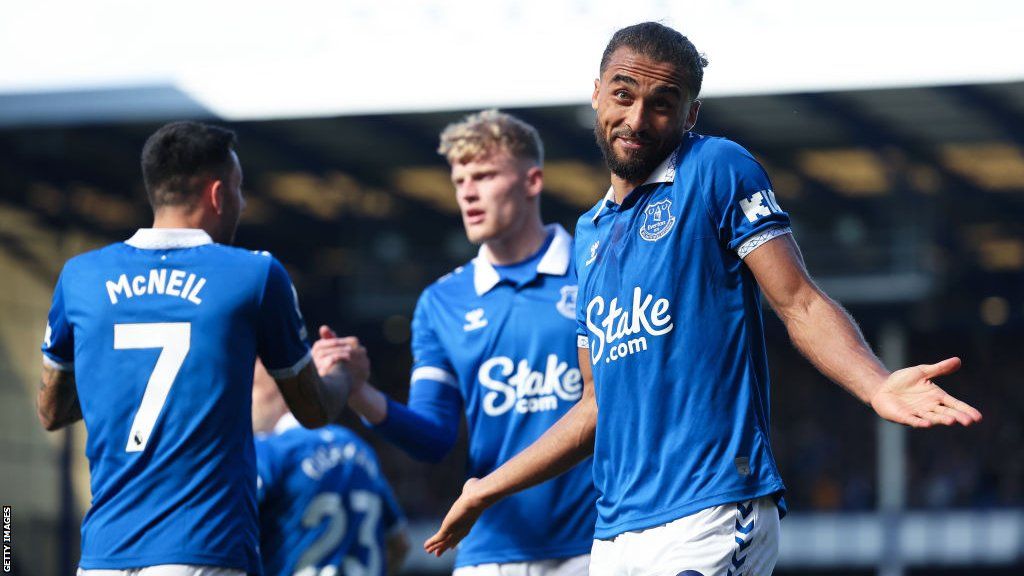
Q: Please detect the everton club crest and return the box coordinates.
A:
[556,285,577,319]
[639,199,676,242]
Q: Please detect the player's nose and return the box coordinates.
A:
[625,101,650,133]
[456,183,479,204]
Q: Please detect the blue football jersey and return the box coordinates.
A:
[412,225,597,567]
[575,134,790,539]
[41,228,311,573]
[256,416,405,576]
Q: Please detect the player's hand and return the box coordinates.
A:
[424,478,488,557]
[312,326,370,391]
[869,357,982,428]
[311,326,344,375]
[340,335,370,387]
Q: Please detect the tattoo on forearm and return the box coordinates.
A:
[38,368,82,430]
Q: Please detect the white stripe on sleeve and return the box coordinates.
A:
[736,226,792,259]
[42,354,74,372]
[410,366,458,388]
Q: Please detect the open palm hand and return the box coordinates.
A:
[870,357,982,428]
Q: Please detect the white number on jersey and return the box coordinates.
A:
[294,490,383,576]
[344,490,382,576]
[296,493,347,576]
[114,322,191,453]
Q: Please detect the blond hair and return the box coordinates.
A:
[437,109,544,166]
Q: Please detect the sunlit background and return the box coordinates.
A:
[1,1,1023,574]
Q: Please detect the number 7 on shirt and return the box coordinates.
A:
[114,322,191,453]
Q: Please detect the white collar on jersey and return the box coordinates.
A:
[125,228,214,249]
[472,223,572,296]
[273,412,301,434]
[592,142,682,222]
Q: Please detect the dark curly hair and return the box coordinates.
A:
[600,22,709,100]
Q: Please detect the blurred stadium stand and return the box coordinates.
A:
[1,82,1022,574]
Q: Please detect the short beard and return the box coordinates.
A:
[594,123,675,184]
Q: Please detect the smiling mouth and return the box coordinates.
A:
[615,135,651,150]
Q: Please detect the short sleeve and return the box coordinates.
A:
[702,140,792,259]
[42,271,75,371]
[410,291,457,388]
[257,257,311,378]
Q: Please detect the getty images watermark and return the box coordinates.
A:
[3,505,11,573]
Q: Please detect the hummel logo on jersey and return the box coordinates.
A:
[585,241,600,266]
[739,189,782,223]
[44,323,53,348]
[586,286,674,364]
[479,354,582,416]
[639,199,676,242]
[463,308,488,331]
[556,285,577,320]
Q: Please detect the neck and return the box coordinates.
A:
[610,174,644,204]
[609,138,683,203]
[153,205,201,229]
[152,206,217,240]
[483,216,547,266]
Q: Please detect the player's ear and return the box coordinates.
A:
[207,178,225,215]
[525,166,543,198]
[684,99,701,132]
[591,79,600,110]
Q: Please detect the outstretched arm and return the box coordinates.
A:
[314,325,462,462]
[423,347,598,557]
[38,364,82,431]
[745,234,981,427]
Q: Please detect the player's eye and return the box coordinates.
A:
[652,98,674,111]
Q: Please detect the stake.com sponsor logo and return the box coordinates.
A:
[586,286,674,364]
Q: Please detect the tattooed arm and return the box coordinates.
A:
[38,364,82,431]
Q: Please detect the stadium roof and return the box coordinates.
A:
[3,81,1024,321]
[1,0,1022,121]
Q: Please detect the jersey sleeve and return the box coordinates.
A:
[257,257,312,379]
[374,386,462,462]
[42,271,74,371]
[409,290,457,386]
[701,139,792,259]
